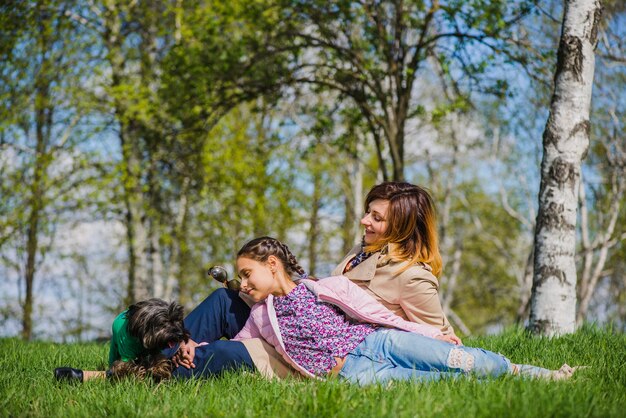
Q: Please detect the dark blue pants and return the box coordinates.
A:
[163,288,255,378]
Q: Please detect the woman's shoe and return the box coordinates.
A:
[54,367,84,383]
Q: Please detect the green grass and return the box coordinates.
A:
[1,326,625,417]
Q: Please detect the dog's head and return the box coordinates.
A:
[126,299,190,352]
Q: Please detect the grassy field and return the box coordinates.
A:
[1,326,625,417]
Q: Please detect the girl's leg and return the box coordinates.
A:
[162,288,251,357]
[341,329,512,382]
[171,340,255,379]
[184,288,252,341]
[338,352,459,385]
[512,363,576,380]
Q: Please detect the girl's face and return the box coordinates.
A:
[361,199,390,245]
[236,257,277,302]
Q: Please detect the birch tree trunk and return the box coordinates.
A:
[529,0,602,336]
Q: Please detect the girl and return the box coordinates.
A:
[55,299,190,382]
[171,182,459,379]
[231,236,576,385]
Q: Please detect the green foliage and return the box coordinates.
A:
[161,0,294,130]
[447,185,523,333]
[1,326,625,417]
[168,103,303,303]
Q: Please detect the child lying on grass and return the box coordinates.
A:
[55,298,189,382]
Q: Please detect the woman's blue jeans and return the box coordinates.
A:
[162,288,255,378]
[338,329,549,385]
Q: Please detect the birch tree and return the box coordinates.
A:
[529,0,603,335]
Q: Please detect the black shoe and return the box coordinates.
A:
[54,367,84,383]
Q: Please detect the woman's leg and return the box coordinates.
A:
[171,340,255,379]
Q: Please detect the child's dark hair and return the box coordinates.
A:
[111,299,190,382]
[126,299,190,352]
[237,236,307,279]
[109,354,172,382]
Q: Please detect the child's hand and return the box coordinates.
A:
[173,339,198,369]
[435,334,462,345]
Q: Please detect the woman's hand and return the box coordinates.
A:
[435,334,462,345]
[172,339,198,369]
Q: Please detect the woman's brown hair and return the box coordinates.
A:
[363,182,443,276]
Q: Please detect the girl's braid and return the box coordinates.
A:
[238,236,307,279]
[277,241,306,277]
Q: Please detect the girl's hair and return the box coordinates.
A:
[237,236,307,279]
[364,182,443,276]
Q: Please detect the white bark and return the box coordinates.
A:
[529,0,602,335]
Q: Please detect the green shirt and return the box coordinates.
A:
[108,310,144,367]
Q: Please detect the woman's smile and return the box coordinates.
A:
[361,199,390,244]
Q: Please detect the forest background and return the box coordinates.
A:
[0,0,624,342]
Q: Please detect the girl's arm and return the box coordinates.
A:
[374,307,445,339]
[435,334,462,345]
[317,276,445,339]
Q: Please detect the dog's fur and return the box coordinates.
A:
[109,298,190,382]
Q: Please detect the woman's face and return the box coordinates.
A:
[361,199,390,245]
[236,256,276,302]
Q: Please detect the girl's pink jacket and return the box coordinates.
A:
[233,275,444,379]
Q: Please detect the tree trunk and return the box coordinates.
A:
[351,149,364,245]
[577,172,624,324]
[164,176,191,301]
[529,0,602,336]
[121,132,150,303]
[22,11,54,339]
[340,139,363,253]
[22,147,45,341]
[103,3,151,304]
[308,173,322,276]
[515,246,534,325]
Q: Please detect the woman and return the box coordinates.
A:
[332,182,454,334]
[170,182,458,379]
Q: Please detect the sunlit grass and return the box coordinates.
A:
[1,326,625,417]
